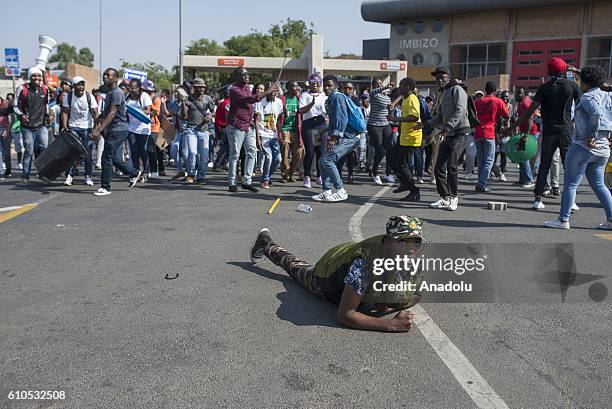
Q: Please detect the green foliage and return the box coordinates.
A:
[49,42,94,69]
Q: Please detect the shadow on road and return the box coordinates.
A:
[228,261,340,329]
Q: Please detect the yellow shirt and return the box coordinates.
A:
[399,94,422,147]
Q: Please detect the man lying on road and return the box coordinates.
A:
[249,215,424,332]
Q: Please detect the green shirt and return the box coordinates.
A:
[282,96,298,131]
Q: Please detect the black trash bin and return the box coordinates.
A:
[35,130,88,181]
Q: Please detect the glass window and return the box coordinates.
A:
[587,38,611,59]
[395,23,408,36]
[467,64,485,79]
[412,53,424,66]
[414,21,425,34]
[450,46,467,63]
[550,49,563,55]
[486,63,505,76]
[429,52,442,66]
[562,49,575,54]
[468,45,487,63]
[487,44,505,61]
[432,19,444,33]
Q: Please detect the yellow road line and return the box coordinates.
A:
[593,233,612,241]
[0,204,38,224]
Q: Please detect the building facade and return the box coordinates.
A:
[362,0,612,90]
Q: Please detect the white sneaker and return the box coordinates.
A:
[85,176,94,186]
[544,219,570,230]
[384,175,395,184]
[18,163,23,170]
[129,171,142,187]
[95,164,101,170]
[430,198,451,209]
[500,173,507,182]
[93,188,111,196]
[64,174,73,186]
[447,196,458,211]
[464,173,473,181]
[373,175,383,185]
[596,220,612,230]
[532,200,545,210]
[207,161,213,168]
[417,177,425,184]
[303,176,311,188]
[522,182,535,188]
[149,172,160,179]
[325,188,348,202]
[312,189,332,202]
[429,177,436,185]
[571,203,580,212]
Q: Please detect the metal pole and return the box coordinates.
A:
[179,0,183,85]
[99,0,102,83]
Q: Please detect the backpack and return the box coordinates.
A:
[67,91,93,121]
[20,83,48,100]
[466,94,480,128]
[339,93,366,133]
[418,95,432,123]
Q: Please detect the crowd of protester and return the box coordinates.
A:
[0,58,610,229]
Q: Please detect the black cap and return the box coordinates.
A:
[431,66,451,77]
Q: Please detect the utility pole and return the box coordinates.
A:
[99,0,103,84]
[179,0,183,85]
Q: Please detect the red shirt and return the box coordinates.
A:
[517,96,538,135]
[474,95,509,139]
[229,83,259,131]
[215,98,230,129]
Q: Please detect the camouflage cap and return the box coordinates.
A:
[386,215,423,240]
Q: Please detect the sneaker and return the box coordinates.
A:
[521,182,535,188]
[149,172,160,179]
[464,173,473,181]
[185,176,195,184]
[129,171,142,187]
[430,198,451,209]
[429,177,436,185]
[596,221,612,230]
[241,183,259,193]
[249,228,272,265]
[207,161,213,168]
[93,188,111,196]
[261,181,270,189]
[85,176,94,186]
[571,203,580,212]
[448,196,459,211]
[312,189,332,202]
[18,163,23,170]
[552,186,561,196]
[393,185,410,194]
[64,174,73,186]
[172,172,186,180]
[475,185,489,193]
[500,173,507,182]
[401,191,420,202]
[532,199,545,210]
[544,219,570,230]
[95,164,102,170]
[384,175,395,184]
[140,176,149,184]
[229,185,238,192]
[417,177,425,184]
[542,189,553,198]
[324,188,348,202]
[373,175,383,185]
[303,176,311,188]
[20,177,29,185]
[196,178,206,185]
[317,176,322,185]
[0,175,4,181]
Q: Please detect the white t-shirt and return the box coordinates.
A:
[299,91,327,121]
[62,92,99,129]
[126,92,153,135]
[254,98,284,139]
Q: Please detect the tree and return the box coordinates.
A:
[184,38,226,56]
[49,42,94,69]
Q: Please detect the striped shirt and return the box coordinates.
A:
[367,87,391,127]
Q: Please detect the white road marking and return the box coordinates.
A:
[349,186,509,409]
[0,206,24,212]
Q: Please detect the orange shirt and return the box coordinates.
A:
[150,97,161,133]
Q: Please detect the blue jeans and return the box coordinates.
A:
[68,128,94,177]
[261,137,281,182]
[21,126,49,179]
[320,134,360,191]
[559,144,612,222]
[518,161,533,184]
[184,128,209,179]
[227,125,256,186]
[475,138,495,189]
[101,129,138,190]
[171,131,185,170]
[407,147,424,178]
[128,132,149,172]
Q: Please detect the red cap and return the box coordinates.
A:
[547,58,567,75]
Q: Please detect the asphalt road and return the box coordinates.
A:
[0,164,610,409]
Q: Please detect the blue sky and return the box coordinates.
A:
[0,0,389,73]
